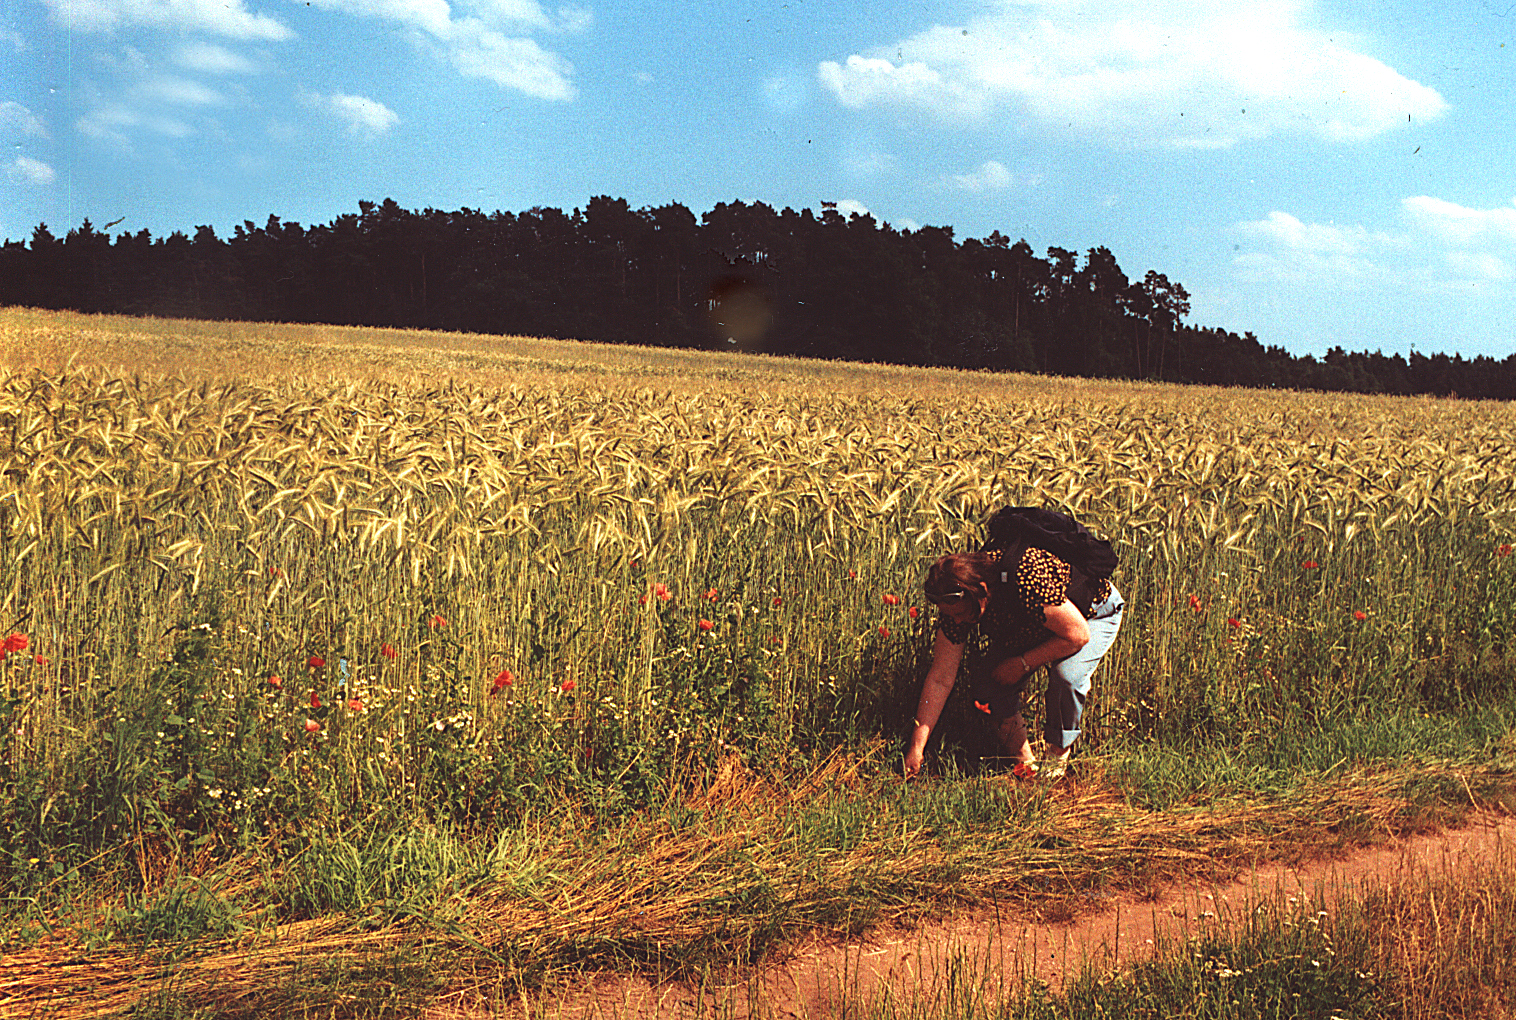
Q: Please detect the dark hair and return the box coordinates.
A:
[924,552,995,599]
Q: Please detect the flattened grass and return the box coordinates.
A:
[4,745,1512,1018]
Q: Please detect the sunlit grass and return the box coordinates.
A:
[1,306,1514,1016]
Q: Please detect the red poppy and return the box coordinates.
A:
[309,690,321,709]
[878,626,890,638]
[848,570,857,579]
[1187,594,1203,613]
[1499,543,1513,558]
[698,618,714,631]
[268,675,283,689]
[1302,560,1319,570]
[347,698,365,711]
[704,588,718,600]
[429,614,448,629]
[1227,618,1241,629]
[380,643,398,660]
[1353,610,1367,621]
[307,655,325,669]
[638,594,648,605]
[33,655,48,666]
[771,596,783,608]
[561,679,577,693]
[3,634,27,654]
[974,701,991,714]
[655,583,671,601]
[303,718,320,733]
[909,606,920,620]
[490,668,514,695]
[883,593,901,606]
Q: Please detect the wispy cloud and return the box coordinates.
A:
[78,105,195,146]
[42,0,584,101]
[309,0,585,100]
[946,160,1014,192]
[40,0,293,41]
[138,76,225,107]
[1236,197,1516,294]
[175,42,259,75]
[6,156,56,186]
[445,26,576,100]
[1402,195,1516,246]
[819,0,1446,149]
[308,92,400,136]
[1,102,48,138]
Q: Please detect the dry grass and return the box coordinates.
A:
[1,755,1504,1019]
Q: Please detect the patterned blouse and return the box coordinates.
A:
[936,547,1113,655]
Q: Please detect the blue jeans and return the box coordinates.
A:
[972,585,1124,749]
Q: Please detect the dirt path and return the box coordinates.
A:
[430,810,1516,1019]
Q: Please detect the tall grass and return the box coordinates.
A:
[1,309,1514,998]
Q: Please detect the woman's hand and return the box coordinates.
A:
[904,744,925,779]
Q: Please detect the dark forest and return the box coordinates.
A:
[4,195,1513,398]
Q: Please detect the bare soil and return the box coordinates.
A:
[428,810,1516,1019]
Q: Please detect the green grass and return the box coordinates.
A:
[1,309,1515,1016]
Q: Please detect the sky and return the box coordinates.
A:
[4,0,1516,360]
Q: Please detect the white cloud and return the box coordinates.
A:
[1236,198,1516,295]
[835,199,870,219]
[1239,211,1374,257]
[467,0,550,29]
[447,25,576,100]
[6,156,55,185]
[139,76,225,106]
[307,0,581,100]
[1234,211,1397,285]
[1,102,47,138]
[176,42,258,75]
[310,92,400,136]
[552,5,593,34]
[77,104,194,145]
[844,148,895,177]
[40,0,293,41]
[308,0,454,37]
[819,0,1447,149]
[1,28,24,52]
[43,0,581,101]
[1402,195,1516,247]
[1444,251,1516,284]
[947,159,1013,192]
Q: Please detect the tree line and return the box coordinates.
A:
[3,195,1513,398]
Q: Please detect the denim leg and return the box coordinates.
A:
[1045,587,1123,749]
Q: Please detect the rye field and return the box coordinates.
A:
[1,306,1515,1018]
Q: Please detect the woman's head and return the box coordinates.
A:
[925,553,994,623]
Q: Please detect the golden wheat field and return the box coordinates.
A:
[2,307,1516,1016]
[3,307,1515,732]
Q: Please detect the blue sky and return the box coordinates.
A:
[5,0,1515,360]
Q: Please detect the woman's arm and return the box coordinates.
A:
[904,630,966,777]
[988,599,1091,686]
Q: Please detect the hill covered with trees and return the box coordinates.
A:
[3,196,1511,398]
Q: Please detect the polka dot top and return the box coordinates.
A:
[936,547,1113,653]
